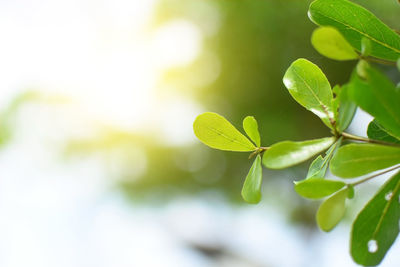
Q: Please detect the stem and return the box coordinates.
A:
[350,165,400,187]
[341,132,400,148]
[361,56,397,66]
[248,147,269,159]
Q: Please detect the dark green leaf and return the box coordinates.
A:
[311,26,358,61]
[283,58,334,128]
[336,84,356,132]
[330,144,400,178]
[316,188,349,232]
[263,137,335,169]
[243,116,261,147]
[295,179,346,199]
[348,64,400,139]
[241,155,262,204]
[351,172,400,266]
[309,0,400,61]
[193,112,256,152]
[367,120,400,144]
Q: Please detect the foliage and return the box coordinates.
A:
[193,0,400,265]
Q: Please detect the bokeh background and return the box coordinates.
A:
[0,0,399,266]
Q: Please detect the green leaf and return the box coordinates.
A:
[309,0,400,61]
[367,120,400,145]
[193,112,256,152]
[243,116,261,147]
[263,137,335,169]
[347,64,400,139]
[311,26,358,61]
[283,58,334,128]
[306,155,326,179]
[316,188,349,232]
[397,58,400,71]
[336,84,356,132]
[295,179,346,199]
[241,155,262,204]
[351,172,400,266]
[330,144,400,178]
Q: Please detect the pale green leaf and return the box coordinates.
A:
[316,188,348,232]
[311,26,358,60]
[330,144,400,178]
[263,137,335,169]
[283,58,334,128]
[309,0,400,61]
[351,172,400,266]
[295,179,346,199]
[241,155,262,204]
[193,112,256,152]
[243,116,261,147]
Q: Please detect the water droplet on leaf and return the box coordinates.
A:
[385,191,393,201]
[368,240,378,253]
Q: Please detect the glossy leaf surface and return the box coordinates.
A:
[241,155,263,204]
[263,137,335,169]
[193,112,256,152]
[309,0,400,61]
[351,172,400,266]
[283,58,334,128]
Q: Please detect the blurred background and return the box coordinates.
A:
[0,0,399,266]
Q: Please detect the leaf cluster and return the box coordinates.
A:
[193,0,400,265]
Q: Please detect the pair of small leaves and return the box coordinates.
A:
[309,0,400,61]
[193,112,263,203]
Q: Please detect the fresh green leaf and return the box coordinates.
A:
[243,116,261,147]
[351,172,400,266]
[311,26,358,60]
[348,64,400,139]
[367,120,400,145]
[309,0,400,61]
[316,188,349,232]
[397,58,400,71]
[336,84,356,132]
[295,179,346,199]
[347,185,355,199]
[263,137,335,169]
[361,37,372,57]
[193,112,256,152]
[241,155,262,204]
[283,58,334,128]
[306,155,326,179]
[330,144,400,178]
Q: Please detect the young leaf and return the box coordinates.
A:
[241,155,262,204]
[193,112,256,152]
[283,58,334,128]
[263,137,335,169]
[309,0,400,61]
[336,84,356,132]
[295,179,346,199]
[316,188,349,232]
[367,120,400,145]
[306,155,326,179]
[330,144,400,178]
[351,172,400,266]
[347,64,400,139]
[243,116,261,147]
[311,26,358,61]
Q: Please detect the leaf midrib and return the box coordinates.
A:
[203,125,255,150]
